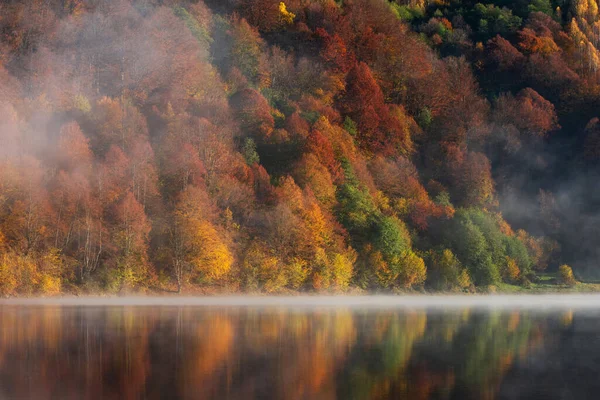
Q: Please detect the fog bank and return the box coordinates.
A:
[2,295,600,310]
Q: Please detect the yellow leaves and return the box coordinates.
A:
[71,94,91,113]
[330,252,355,289]
[0,253,17,296]
[457,268,472,289]
[293,153,336,207]
[242,242,286,292]
[303,200,330,247]
[311,248,355,291]
[495,213,514,236]
[518,29,560,55]
[285,257,309,289]
[558,264,576,286]
[191,220,233,280]
[172,186,233,284]
[39,274,61,295]
[0,249,66,296]
[373,250,397,288]
[278,176,304,213]
[572,0,599,22]
[279,2,295,25]
[398,251,427,288]
[502,257,521,283]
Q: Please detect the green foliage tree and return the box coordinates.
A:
[241,137,260,165]
[426,248,472,291]
[474,3,522,39]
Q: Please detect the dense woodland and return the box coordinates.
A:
[0,0,598,294]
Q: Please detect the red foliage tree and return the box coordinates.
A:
[305,129,342,181]
[340,62,404,154]
[230,88,274,142]
[494,88,559,138]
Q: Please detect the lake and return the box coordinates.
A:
[1,296,600,399]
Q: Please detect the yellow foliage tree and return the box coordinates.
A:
[189,220,234,280]
[373,250,397,288]
[330,252,355,290]
[558,264,576,286]
[0,253,17,296]
[279,2,296,25]
[502,257,521,283]
[242,241,287,292]
[398,251,427,288]
[171,187,233,290]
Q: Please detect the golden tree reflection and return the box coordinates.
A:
[0,306,572,400]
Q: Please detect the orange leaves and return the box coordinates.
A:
[369,156,447,230]
[169,186,233,287]
[164,143,206,192]
[340,62,387,153]
[486,35,526,70]
[113,191,151,256]
[56,122,93,173]
[188,219,233,280]
[305,129,342,181]
[494,88,559,139]
[518,28,560,55]
[293,153,336,207]
[316,28,355,73]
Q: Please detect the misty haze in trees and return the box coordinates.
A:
[0,0,598,294]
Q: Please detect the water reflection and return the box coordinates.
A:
[0,305,593,399]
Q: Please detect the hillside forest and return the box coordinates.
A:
[1,0,599,294]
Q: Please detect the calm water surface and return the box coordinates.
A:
[0,297,599,400]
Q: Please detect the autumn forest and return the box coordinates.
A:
[1,0,599,295]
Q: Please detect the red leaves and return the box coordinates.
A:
[494,88,559,138]
[370,156,449,230]
[165,143,206,191]
[56,122,93,174]
[486,35,526,71]
[316,28,355,73]
[112,191,151,255]
[237,0,281,32]
[230,88,274,141]
[340,62,413,155]
[340,62,387,153]
[305,129,342,181]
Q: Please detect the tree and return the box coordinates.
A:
[494,88,559,138]
[230,88,274,141]
[237,0,281,32]
[448,215,499,286]
[316,28,355,73]
[170,187,232,291]
[449,150,495,207]
[558,264,576,286]
[340,63,381,149]
[227,17,265,81]
[111,192,151,289]
[426,249,472,291]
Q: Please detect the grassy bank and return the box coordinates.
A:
[494,273,600,294]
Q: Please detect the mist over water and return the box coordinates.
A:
[2,294,600,309]
[1,297,600,399]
